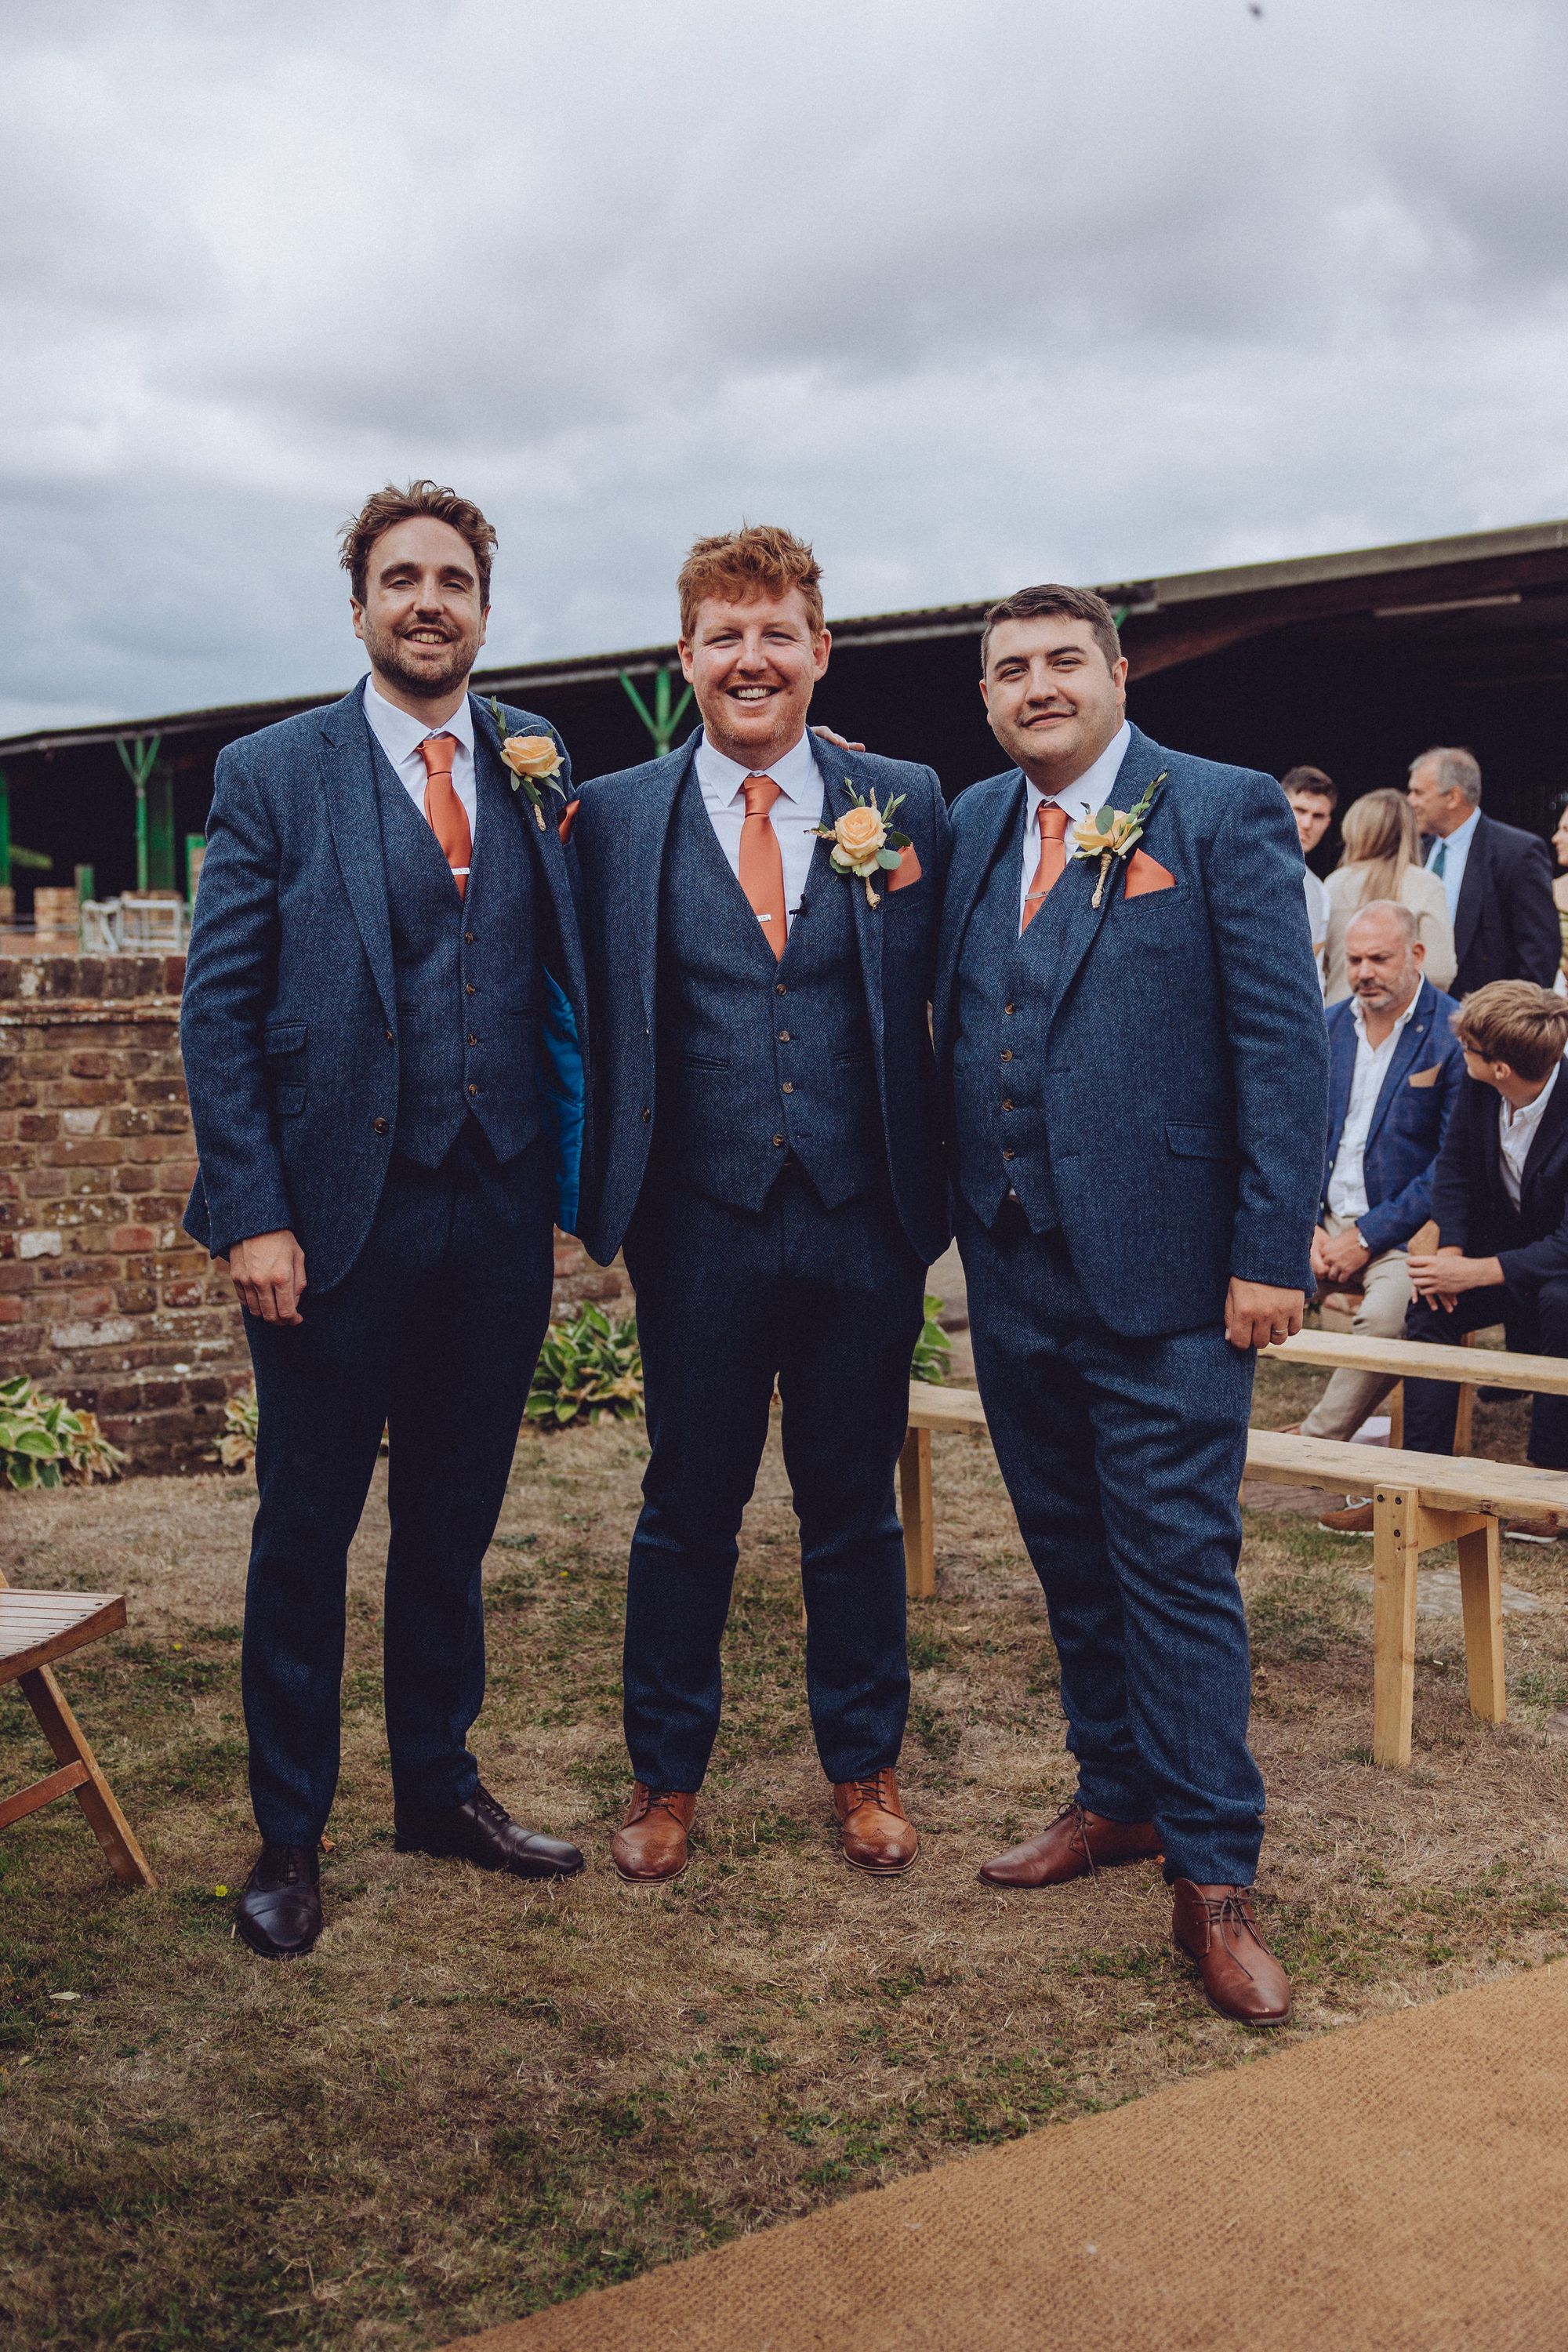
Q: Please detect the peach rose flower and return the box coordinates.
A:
[499,733,564,782]
[831,804,887,872]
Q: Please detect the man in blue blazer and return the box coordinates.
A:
[182,483,587,1959]
[935,583,1327,2027]
[1300,899,1464,1480]
[572,525,951,1884]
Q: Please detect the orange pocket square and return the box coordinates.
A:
[1122,848,1175,898]
[557,797,580,846]
[886,843,923,892]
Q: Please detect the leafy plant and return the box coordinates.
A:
[216,1384,259,1472]
[0,1375,124,1491]
[911,1294,952,1386]
[527,1304,644,1428]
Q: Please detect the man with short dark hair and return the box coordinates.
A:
[182,481,590,1958]
[937,583,1327,2027]
[1282,765,1337,981]
[1407,746,1557,993]
[1403,982,1568,1515]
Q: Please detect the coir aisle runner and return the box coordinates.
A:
[445,1960,1568,2352]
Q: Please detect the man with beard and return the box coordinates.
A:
[182,482,588,1958]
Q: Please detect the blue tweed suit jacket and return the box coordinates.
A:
[571,730,953,1268]
[934,724,1329,1338]
[1319,978,1465,1254]
[180,686,589,1291]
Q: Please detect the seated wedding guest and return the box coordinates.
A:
[1403,982,1568,1537]
[1283,764,1336,984]
[1548,789,1568,990]
[1299,902,1464,1531]
[1407,746,1559,995]
[1323,787,1455,1003]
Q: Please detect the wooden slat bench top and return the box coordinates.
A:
[0,1590,127,1686]
[1264,1328,1568,1396]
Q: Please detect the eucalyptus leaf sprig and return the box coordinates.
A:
[1069,769,1168,906]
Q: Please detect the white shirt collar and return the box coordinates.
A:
[1503,1060,1560,1134]
[1024,720,1133,828]
[694,727,822,810]
[1350,977,1425,1051]
[363,673,474,759]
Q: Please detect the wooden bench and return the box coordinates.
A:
[898,1385,1568,1769]
[1264,1327,1568,1453]
[0,1567,155,1886]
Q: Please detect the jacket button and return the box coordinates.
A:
[1004,1003,1016,1016]
[782,1081,795,1094]
[466,982,477,996]
[467,1033,478,1047]
[778,1029,791,1042]
[464,931,476,944]
[467,1083,478,1097]
[1000,1048,1014,1062]
[384,1028,394,1045]
[641,1106,651,1120]
[372,1116,389,1135]
[1002,1098,1014,1112]
[1002,1147,1015,1161]
[772,1134,785,1147]
[775,982,787,996]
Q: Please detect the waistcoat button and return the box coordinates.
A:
[372,1116,388,1135]
[464,931,476,944]
[384,1029,394,1045]
[1002,1147,1015,1160]
[778,1029,791,1042]
[775,982,787,996]
[467,1083,478,1097]
[466,982,477,996]
[1004,1003,1016,1015]
[772,1134,785,1147]
[782,1081,795,1094]
[1000,1048,1014,1062]
[641,1106,651,1120]
[1002,1098,1014,1112]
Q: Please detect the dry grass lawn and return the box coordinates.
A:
[2,1354,1567,2349]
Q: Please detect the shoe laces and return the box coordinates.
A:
[842,1770,898,1813]
[473,1782,510,1828]
[1196,1889,1272,1968]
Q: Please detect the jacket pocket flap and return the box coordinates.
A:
[1407,1063,1441,1088]
[1166,1121,1232,1160]
[263,1022,307,1054]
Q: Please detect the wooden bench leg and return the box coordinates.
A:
[1372,1484,1419,1767]
[18,1664,156,1889]
[899,1425,935,1601]
[1386,1381,1403,1450]
[1456,1518,1507,1724]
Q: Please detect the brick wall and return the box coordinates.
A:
[0,956,627,1473]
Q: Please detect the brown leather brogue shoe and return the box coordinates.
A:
[1318,1500,1374,1535]
[1171,1879,1291,2027]
[833,1769,919,1875]
[979,1798,1162,1887]
[611,1784,696,1884]
[235,1841,322,1960]
[394,1781,584,1878]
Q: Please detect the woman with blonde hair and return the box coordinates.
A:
[1322,787,1456,1001]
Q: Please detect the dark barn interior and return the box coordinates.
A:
[2,518,1564,912]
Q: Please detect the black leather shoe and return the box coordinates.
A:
[393,1780,584,1878]
[235,1841,322,1960]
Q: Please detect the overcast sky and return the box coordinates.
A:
[4,0,1566,735]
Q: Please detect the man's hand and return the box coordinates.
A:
[811,724,866,751]
[1407,1247,1503,1310]
[222,1229,307,1326]
[1317,1226,1371,1285]
[1225,1279,1305,1352]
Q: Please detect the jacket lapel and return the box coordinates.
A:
[934,771,1026,1057]
[470,698,589,1024]
[810,739,886,1040]
[1025,725,1170,1026]
[321,688,397,1030]
[1452,814,1487,970]
[629,736,697,1033]
[1519,1062,1568,1205]
[1364,980,1436,1152]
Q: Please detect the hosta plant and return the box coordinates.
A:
[527,1304,644,1428]
[216,1384,259,1472]
[0,1375,124,1491]
[911,1294,953,1386]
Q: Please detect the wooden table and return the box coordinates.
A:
[0,1570,155,1886]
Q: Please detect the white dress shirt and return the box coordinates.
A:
[1326,981,1426,1223]
[361,675,478,849]
[1498,1061,1560,1210]
[695,728,825,920]
[1020,721,1132,931]
[1425,804,1480,927]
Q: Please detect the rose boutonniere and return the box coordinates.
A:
[1069,770,1167,906]
[490,699,566,831]
[811,785,913,908]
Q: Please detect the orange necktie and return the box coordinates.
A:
[418,734,472,899]
[739,774,788,960]
[1022,800,1069,930]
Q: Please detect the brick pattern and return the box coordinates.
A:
[0,956,627,1473]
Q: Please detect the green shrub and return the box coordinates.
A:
[0,1375,124,1492]
[216,1385,259,1472]
[527,1304,644,1428]
[911,1294,953,1386]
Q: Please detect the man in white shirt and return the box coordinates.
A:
[1283,765,1337,989]
[1300,902,1465,1468]
[1404,982,1568,1516]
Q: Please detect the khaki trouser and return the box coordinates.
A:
[1299,1210,1414,1441]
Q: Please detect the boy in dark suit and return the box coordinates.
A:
[1404,982,1568,1529]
